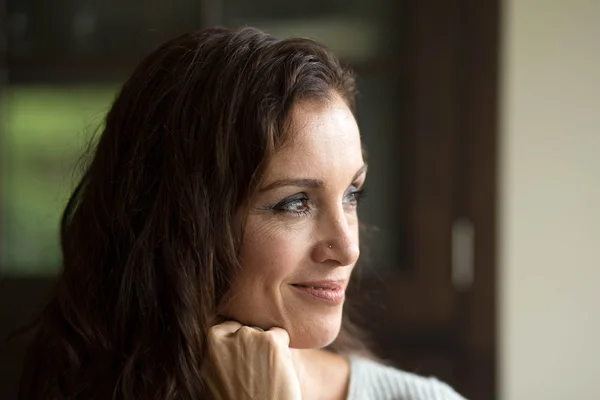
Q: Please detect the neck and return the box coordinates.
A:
[290,348,350,400]
[290,348,316,387]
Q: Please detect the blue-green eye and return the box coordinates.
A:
[344,189,366,207]
[272,194,312,216]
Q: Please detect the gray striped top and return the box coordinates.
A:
[346,357,467,400]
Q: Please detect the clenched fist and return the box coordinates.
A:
[203,321,302,400]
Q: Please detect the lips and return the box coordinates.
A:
[289,280,347,305]
[290,279,346,290]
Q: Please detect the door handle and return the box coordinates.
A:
[452,218,474,291]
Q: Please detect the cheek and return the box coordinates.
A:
[238,219,310,288]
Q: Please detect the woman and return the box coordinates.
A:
[19,27,465,399]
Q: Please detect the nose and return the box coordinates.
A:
[311,208,360,267]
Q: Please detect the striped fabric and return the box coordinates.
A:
[346,357,467,400]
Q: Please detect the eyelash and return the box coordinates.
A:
[272,189,367,217]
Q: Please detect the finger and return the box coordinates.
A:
[209,320,243,337]
[234,325,268,339]
[264,327,291,347]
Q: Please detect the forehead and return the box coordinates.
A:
[267,96,362,175]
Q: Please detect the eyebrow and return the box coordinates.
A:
[259,164,368,193]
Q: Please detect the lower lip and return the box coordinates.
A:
[290,285,345,305]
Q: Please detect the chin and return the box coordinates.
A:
[287,313,343,349]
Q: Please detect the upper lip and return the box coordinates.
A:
[290,279,347,289]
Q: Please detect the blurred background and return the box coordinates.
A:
[0,0,598,399]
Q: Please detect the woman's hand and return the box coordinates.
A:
[204,321,302,400]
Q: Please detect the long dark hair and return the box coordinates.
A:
[18,26,372,399]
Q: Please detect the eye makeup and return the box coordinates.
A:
[271,193,313,217]
[259,183,367,218]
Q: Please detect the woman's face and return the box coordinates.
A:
[221,93,366,349]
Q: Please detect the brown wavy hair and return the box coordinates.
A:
[18,26,372,399]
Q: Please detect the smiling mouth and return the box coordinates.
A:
[289,280,347,305]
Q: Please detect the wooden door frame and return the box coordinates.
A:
[457,0,499,398]
[356,0,499,399]
[414,0,499,398]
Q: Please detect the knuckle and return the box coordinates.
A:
[236,326,253,336]
[264,331,283,347]
[235,326,258,341]
[207,326,221,342]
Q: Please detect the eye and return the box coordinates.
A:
[344,188,366,208]
[272,194,312,216]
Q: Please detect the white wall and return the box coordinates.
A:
[499,1,600,399]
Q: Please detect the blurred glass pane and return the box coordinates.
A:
[355,73,411,269]
[0,86,117,275]
[222,0,403,63]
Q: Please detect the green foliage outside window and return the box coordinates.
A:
[1,86,117,275]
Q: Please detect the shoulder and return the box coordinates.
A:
[346,356,467,400]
